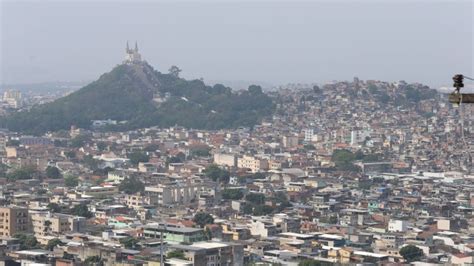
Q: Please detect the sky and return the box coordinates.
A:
[0,0,472,88]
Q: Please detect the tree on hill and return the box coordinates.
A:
[400,245,424,262]
[168,65,182,78]
[64,175,79,188]
[167,250,186,260]
[245,172,266,180]
[119,176,145,194]
[189,147,211,158]
[82,154,99,170]
[7,165,37,181]
[71,134,91,148]
[166,155,184,165]
[72,204,93,218]
[203,164,230,183]
[6,139,20,146]
[273,191,292,212]
[248,85,263,95]
[303,144,316,150]
[84,255,104,266]
[46,238,62,251]
[362,153,380,162]
[13,233,39,250]
[65,150,76,159]
[144,143,160,152]
[120,237,139,249]
[242,204,253,215]
[47,203,62,213]
[332,149,359,171]
[92,167,114,177]
[0,163,9,178]
[222,189,244,200]
[193,212,214,228]
[46,166,62,179]
[368,84,379,94]
[128,151,149,166]
[245,193,265,205]
[0,63,274,135]
[252,205,274,216]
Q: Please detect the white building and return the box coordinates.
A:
[124,41,142,64]
[304,129,314,142]
[3,89,22,108]
[214,153,237,168]
[388,219,408,232]
[249,219,279,238]
[107,171,128,184]
[350,129,371,145]
[145,182,210,205]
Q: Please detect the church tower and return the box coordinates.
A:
[124,41,142,64]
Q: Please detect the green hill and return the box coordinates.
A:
[3,63,274,134]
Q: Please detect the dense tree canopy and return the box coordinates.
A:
[245,193,265,205]
[120,237,139,249]
[7,165,37,181]
[84,256,104,266]
[128,151,150,165]
[252,205,274,216]
[119,176,145,194]
[203,164,230,183]
[72,204,93,218]
[189,147,211,158]
[400,245,424,262]
[332,149,359,171]
[46,238,63,251]
[13,233,39,250]
[193,212,214,228]
[46,166,62,179]
[222,189,244,200]
[71,134,91,148]
[1,63,274,135]
[167,250,186,260]
[6,139,20,146]
[64,175,79,188]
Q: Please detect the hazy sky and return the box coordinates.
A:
[1,0,472,88]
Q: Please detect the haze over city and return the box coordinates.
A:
[0,1,474,265]
[1,0,472,87]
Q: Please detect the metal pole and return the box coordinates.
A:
[160,222,164,266]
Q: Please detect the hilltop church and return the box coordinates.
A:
[124,41,142,64]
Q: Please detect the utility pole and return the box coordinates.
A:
[160,222,164,266]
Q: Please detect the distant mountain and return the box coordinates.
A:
[1,62,274,135]
[0,81,87,94]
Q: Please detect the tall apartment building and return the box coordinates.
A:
[304,129,314,142]
[350,129,371,145]
[30,212,85,241]
[0,206,28,237]
[145,182,208,205]
[237,155,269,173]
[282,135,299,148]
[213,153,237,168]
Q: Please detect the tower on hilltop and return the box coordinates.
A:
[124,41,142,64]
